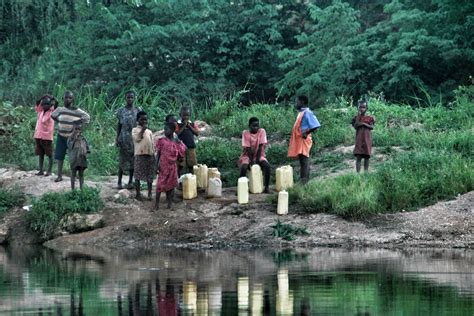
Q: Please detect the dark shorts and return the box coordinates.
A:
[35,139,53,156]
[179,148,197,168]
[54,134,68,160]
[355,154,370,159]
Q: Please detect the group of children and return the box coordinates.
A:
[34,91,374,209]
[115,93,199,209]
[34,92,90,190]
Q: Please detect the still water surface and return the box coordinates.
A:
[0,246,473,315]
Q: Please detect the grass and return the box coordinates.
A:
[0,187,25,215]
[1,84,473,218]
[26,187,104,241]
[290,150,473,218]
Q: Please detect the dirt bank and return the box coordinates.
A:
[0,168,472,251]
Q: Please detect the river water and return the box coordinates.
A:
[0,245,472,315]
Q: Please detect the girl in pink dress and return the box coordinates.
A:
[155,123,186,209]
[238,117,271,193]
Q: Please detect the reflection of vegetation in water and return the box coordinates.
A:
[0,247,120,315]
[272,249,309,266]
[2,247,473,315]
[291,273,474,315]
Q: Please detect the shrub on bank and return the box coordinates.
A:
[26,187,103,241]
[291,150,473,218]
[0,187,26,215]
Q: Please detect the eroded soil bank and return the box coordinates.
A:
[1,168,472,251]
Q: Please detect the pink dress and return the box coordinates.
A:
[155,137,186,192]
[34,104,55,141]
[238,128,268,166]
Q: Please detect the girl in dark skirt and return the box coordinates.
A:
[132,111,155,200]
[352,100,375,172]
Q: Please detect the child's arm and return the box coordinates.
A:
[116,122,122,146]
[176,123,185,136]
[256,144,264,163]
[79,110,91,125]
[188,122,200,136]
[51,107,61,122]
[132,127,143,142]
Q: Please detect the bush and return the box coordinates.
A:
[26,187,103,241]
[0,187,26,214]
[271,220,309,241]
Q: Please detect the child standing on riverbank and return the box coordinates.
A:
[115,90,141,189]
[288,95,321,184]
[177,107,199,175]
[132,111,155,200]
[34,95,57,176]
[155,122,186,209]
[352,100,375,172]
[239,117,271,193]
[51,91,90,182]
[67,122,89,190]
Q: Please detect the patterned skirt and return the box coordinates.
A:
[119,146,135,170]
[134,155,155,182]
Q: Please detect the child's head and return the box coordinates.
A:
[64,91,74,107]
[41,96,52,111]
[125,90,135,106]
[136,111,148,126]
[358,100,368,114]
[180,106,191,122]
[164,122,176,138]
[296,95,309,110]
[165,114,177,125]
[50,98,58,110]
[248,117,260,134]
[72,121,83,135]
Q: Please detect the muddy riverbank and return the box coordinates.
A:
[1,168,473,251]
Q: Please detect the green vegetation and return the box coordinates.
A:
[1,1,472,104]
[0,187,25,215]
[292,151,473,218]
[26,187,103,241]
[0,1,472,219]
[271,220,309,241]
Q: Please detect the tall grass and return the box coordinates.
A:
[290,150,473,218]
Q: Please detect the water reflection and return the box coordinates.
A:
[0,246,473,315]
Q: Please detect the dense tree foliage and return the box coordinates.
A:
[0,0,472,105]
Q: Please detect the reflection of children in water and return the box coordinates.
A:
[157,278,177,316]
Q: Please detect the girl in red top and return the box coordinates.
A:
[238,117,271,193]
[352,100,375,172]
[155,122,186,209]
[34,95,57,176]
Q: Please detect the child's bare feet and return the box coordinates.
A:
[264,187,269,194]
[135,194,143,201]
[36,171,44,176]
[166,202,172,209]
[44,172,51,177]
[116,184,123,190]
[126,183,134,190]
[54,176,63,182]
[154,202,160,210]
